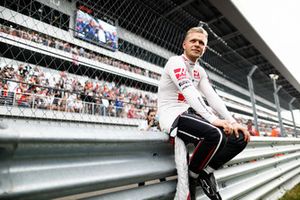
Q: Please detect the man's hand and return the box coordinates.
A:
[232,122,250,142]
[212,119,250,142]
[212,119,233,135]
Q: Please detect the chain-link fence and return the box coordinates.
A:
[0,0,299,136]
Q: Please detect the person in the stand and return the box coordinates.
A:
[158,27,250,200]
[138,109,162,187]
[271,125,280,137]
[139,109,160,132]
[247,119,259,136]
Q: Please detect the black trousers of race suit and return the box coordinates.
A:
[172,109,248,174]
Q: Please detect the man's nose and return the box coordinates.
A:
[194,41,201,46]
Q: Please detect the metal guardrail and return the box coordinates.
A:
[0,119,175,200]
[1,119,300,200]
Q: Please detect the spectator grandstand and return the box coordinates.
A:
[0,59,157,119]
[0,0,299,137]
[0,58,297,137]
[0,22,162,80]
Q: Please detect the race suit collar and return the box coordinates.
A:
[181,54,198,65]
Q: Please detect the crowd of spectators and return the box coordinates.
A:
[0,23,161,80]
[232,115,297,137]
[1,60,297,136]
[0,61,157,119]
[0,23,297,136]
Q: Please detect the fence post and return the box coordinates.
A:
[274,85,284,136]
[274,86,284,136]
[289,97,297,136]
[12,91,16,106]
[31,94,35,109]
[92,102,95,115]
[270,74,285,136]
[247,65,258,132]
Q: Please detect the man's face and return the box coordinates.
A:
[183,32,207,62]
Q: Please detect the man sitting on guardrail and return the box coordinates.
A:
[158,26,250,200]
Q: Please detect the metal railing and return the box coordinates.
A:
[1,119,300,200]
[0,90,153,128]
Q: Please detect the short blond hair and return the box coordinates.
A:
[184,27,208,41]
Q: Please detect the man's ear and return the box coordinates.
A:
[182,41,186,50]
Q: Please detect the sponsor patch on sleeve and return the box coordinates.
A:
[178,80,192,90]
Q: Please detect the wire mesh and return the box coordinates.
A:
[0,0,299,135]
